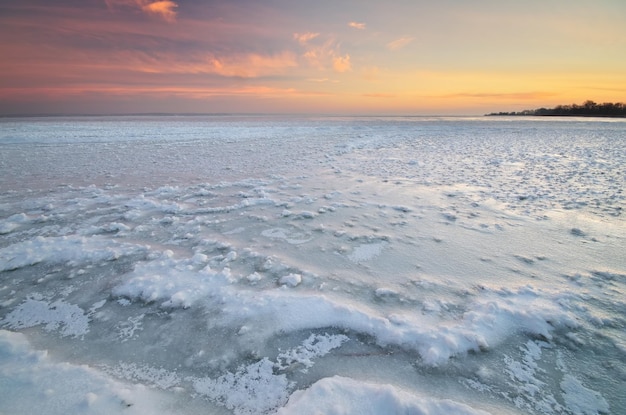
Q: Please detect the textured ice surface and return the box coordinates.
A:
[277,376,492,415]
[1,115,624,414]
[0,330,170,415]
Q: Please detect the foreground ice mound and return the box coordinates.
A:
[113,251,579,366]
[0,330,168,415]
[278,376,492,415]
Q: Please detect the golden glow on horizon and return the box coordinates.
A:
[1,1,625,114]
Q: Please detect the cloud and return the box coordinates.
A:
[363,93,395,98]
[294,32,320,45]
[296,34,352,73]
[299,37,334,70]
[348,22,366,30]
[123,51,299,78]
[0,85,318,101]
[142,1,177,22]
[19,47,299,79]
[104,0,178,22]
[445,91,558,100]
[205,52,298,78]
[333,55,352,73]
[387,36,415,51]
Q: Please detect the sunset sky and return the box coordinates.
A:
[1,0,625,115]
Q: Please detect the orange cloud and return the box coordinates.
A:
[362,93,395,98]
[445,91,559,100]
[333,55,352,73]
[348,22,366,30]
[142,1,177,22]
[387,36,415,51]
[294,32,320,45]
[104,0,178,22]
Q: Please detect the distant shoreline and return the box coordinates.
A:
[486,100,626,118]
[487,113,626,118]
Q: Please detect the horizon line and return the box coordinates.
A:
[0,112,487,119]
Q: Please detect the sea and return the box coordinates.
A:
[0,115,624,415]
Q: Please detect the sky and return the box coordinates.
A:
[1,0,625,115]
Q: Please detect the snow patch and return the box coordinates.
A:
[347,240,389,263]
[561,375,609,415]
[2,298,90,338]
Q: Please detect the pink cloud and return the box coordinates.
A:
[0,84,330,102]
[205,52,298,78]
[387,36,415,50]
[124,50,299,78]
[348,22,366,30]
[294,32,320,45]
[297,35,352,73]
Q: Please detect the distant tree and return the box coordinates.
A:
[486,101,626,118]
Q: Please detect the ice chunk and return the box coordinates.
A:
[279,273,302,287]
[0,213,29,234]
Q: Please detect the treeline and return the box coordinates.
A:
[487,100,626,117]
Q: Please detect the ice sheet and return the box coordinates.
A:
[1,115,624,415]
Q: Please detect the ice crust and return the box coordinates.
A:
[277,376,492,415]
[1,116,624,415]
[111,251,579,366]
[0,235,146,272]
[0,330,169,415]
[561,375,610,415]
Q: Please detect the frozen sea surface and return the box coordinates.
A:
[0,115,624,414]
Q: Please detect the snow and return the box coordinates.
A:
[191,333,348,415]
[3,298,90,338]
[347,240,389,263]
[0,330,170,415]
[192,358,292,415]
[277,376,492,415]
[561,375,610,415]
[1,115,624,415]
[0,235,146,272]
[279,273,302,287]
